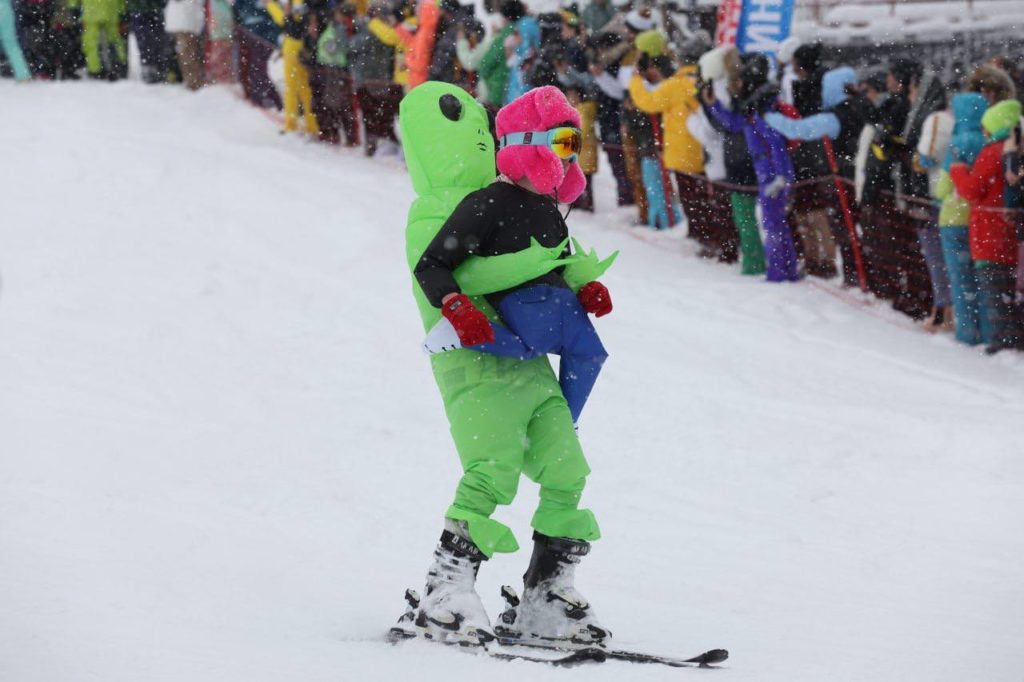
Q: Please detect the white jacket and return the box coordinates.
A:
[686,107,726,181]
[165,0,205,35]
[916,110,954,196]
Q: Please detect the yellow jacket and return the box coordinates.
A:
[368,17,410,87]
[265,0,305,59]
[628,65,704,174]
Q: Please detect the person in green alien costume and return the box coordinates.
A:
[396,81,617,645]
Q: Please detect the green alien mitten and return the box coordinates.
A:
[562,238,619,292]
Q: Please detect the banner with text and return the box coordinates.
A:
[715,0,743,46]
[734,0,795,59]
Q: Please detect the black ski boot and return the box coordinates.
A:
[495,532,610,645]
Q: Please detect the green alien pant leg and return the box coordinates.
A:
[522,395,600,542]
[438,352,595,557]
[440,353,553,557]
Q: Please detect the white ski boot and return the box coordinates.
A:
[494,532,610,646]
[395,521,495,646]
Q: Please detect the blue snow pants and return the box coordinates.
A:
[471,285,608,424]
[640,156,681,230]
[939,226,990,346]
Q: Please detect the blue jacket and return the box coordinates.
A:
[762,67,857,141]
[944,92,987,171]
[505,17,539,104]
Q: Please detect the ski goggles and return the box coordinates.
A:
[498,127,582,161]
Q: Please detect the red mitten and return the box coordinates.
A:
[441,293,495,346]
[578,281,612,317]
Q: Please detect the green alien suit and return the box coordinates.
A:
[400,82,615,557]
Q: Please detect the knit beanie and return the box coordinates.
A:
[981,98,1022,141]
[635,30,666,57]
[499,0,525,21]
[792,43,823,73]
[495,86,587,203]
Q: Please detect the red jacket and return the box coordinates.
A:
[950,141,1018,265]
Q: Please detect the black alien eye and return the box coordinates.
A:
[439,94,463,122]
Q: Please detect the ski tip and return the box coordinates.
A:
[699,649,729,665]
[386,628,417,644]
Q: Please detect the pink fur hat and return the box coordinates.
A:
[495,86,587,204]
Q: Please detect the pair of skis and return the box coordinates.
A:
[389,627,727,669]
[387,588,728,669]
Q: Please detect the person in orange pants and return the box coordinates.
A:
[267,1,318,135]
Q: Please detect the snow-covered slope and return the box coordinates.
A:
[1,81,1022,682]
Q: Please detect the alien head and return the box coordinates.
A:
[399,82,496,197]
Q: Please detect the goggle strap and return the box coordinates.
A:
[498,129,580,163]
[500,132,537,148]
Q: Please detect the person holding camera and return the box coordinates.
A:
[628,40,707,235]
[703,49,800,283]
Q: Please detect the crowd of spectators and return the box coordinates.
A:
[4,0,1024,354]
[0,0,229,85]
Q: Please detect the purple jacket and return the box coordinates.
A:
[709,101,794,191]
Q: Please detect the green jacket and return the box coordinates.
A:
[477,24,515,109]
[933,169,971,227]
[317,22,349,68]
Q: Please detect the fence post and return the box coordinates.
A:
[823,137,869,291]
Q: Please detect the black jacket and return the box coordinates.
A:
[792,68,825,117]
[790,69,830,181]
[862,94,909,205]
[829,95,872,179]
[414,182,572,308]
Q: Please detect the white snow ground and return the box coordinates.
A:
[2,81,1023,682]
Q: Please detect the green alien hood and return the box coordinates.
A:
[400,82,495,198]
